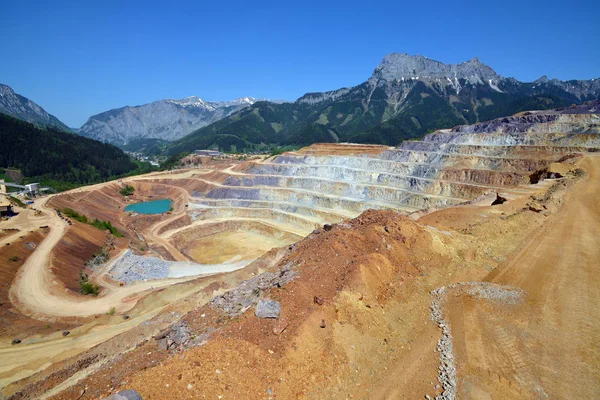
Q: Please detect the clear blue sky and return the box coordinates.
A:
[1,0,598,127]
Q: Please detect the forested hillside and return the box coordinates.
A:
[0,113,140,189]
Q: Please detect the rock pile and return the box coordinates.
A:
[210,262,298,317]
[109,251,171,282]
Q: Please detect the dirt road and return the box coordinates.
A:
[448,155,600,398]
[8,197,196,318]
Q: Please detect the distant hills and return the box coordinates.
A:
[156,54,600,155]
[0,84,70,131]
[0,113,140,191]
[77,96,262,146]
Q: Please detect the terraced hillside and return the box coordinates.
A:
[156,102,598,260]
[48,101,600,280]
[3,101,600,398]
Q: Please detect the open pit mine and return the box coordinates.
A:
[1,101,599,399]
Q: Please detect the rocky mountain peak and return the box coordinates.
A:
[372,53,499,85]
[0,83,69,131]
[0,83,16,96]
[79,95,261,145]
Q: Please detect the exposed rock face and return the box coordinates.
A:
[78,96,260,146]
[369,54,500,87]
[175,104,600,250]
[0,84,69,131]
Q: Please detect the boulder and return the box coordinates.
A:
[105,389,143,400]
[62,330,70,337]
[255,299,280,319]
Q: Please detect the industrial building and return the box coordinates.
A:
[0,180,40,196]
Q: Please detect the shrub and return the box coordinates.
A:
[119,185,135,196]
[8,256,19,262]
[107,306,116,315]
[62,208,123,237]
[79,270,100,295]
[80,281,99,295]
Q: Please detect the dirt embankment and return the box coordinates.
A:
[50,221,127,293]
[0,230,74,338]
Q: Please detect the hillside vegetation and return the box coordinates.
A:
[0,113,143,190]
[154,92,571,155]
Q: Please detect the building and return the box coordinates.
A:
[0,195,12,216]
[25,183,39,196]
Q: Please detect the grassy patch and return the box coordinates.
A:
[62,208,123,237]
[119,185,135,196]
[79,271,100,296]
[8,196,26,208]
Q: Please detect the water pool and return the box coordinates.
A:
[124,199,172,214]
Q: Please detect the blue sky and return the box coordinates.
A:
[1,0,598,127]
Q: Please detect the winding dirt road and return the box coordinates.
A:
[7,198,188,318]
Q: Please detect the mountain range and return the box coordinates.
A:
[77,96,262,146]
[157,54,600,155]
[1,54,599,154]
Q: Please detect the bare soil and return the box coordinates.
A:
[36,156,599,400]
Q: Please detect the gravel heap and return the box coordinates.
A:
[109,250,171,283]
[465,282,523,304]
[430,286,457,400]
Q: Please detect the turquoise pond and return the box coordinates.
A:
[124,199,172,214]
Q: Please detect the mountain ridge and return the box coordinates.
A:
[78,96,264,146]
[156,53,599,155]
[0,84,70,131]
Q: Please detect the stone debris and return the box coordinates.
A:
[62,330,70,337]
[11,338,21,345]
[273,317,289,335]
[430,286,456,400]
[319,319,326,328]
[429,282,525,400]
[153,320,209,351]
[109,250,171,282]
[211,262,298,317]
[465,283,523,304]
[314,296,324,305]
[255,299,281,319]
